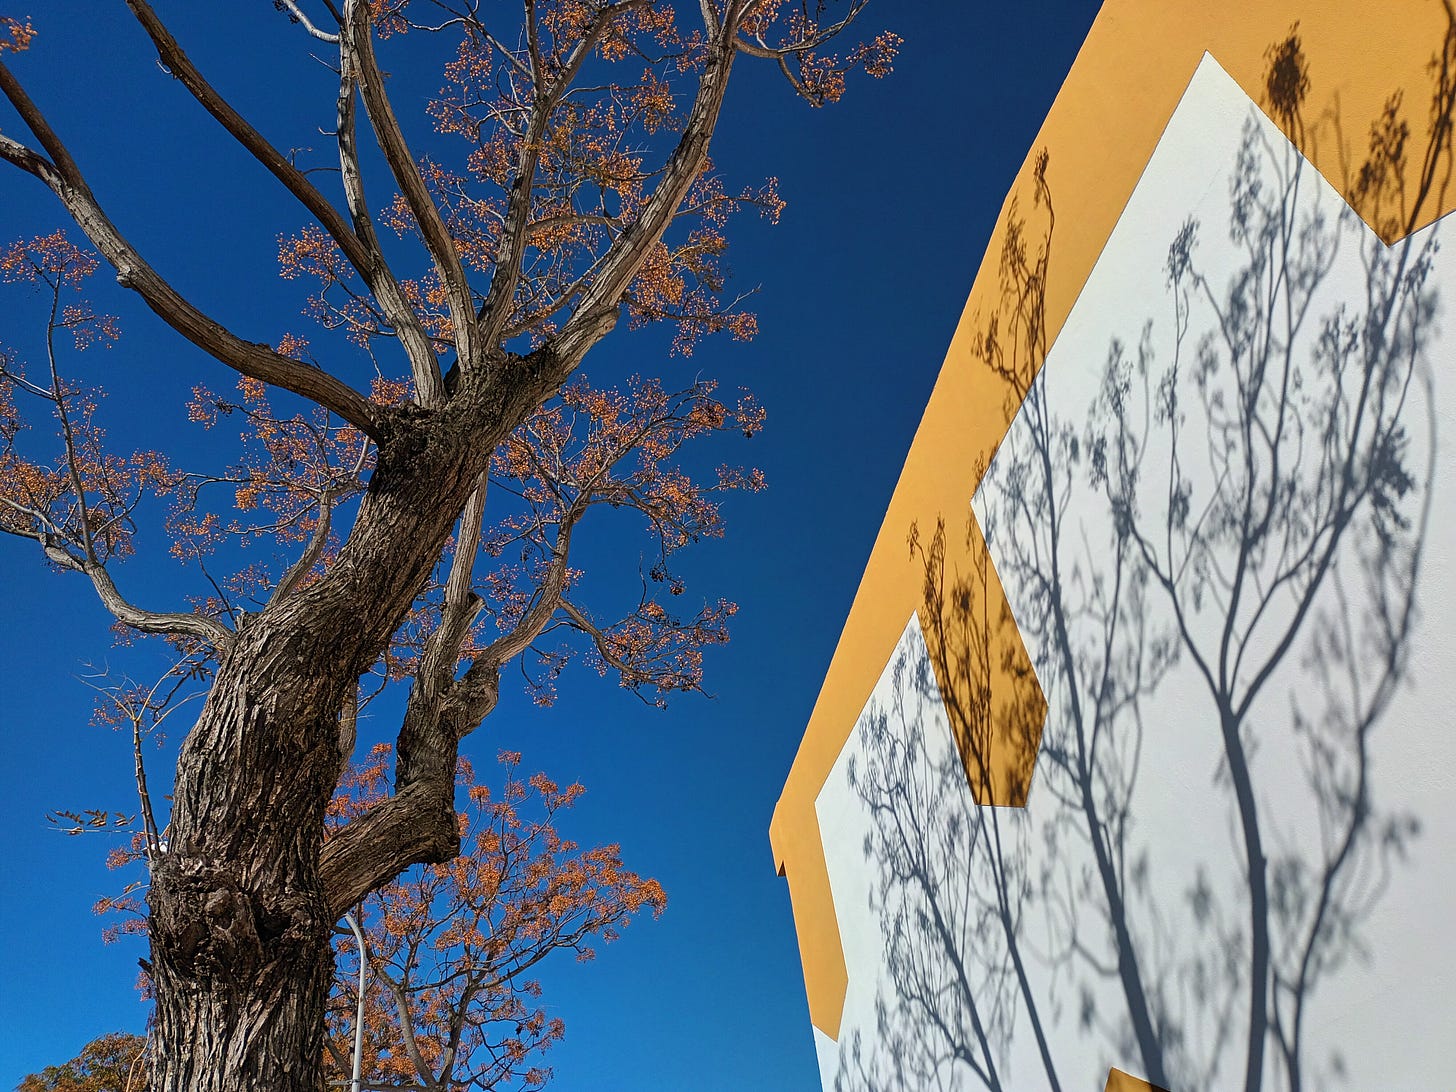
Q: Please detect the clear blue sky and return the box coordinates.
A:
[0,3,1100,1087]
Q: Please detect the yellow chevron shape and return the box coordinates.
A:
[1106,1068,1169,1092]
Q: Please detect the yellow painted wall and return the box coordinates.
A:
[1106,1068,1169,1092]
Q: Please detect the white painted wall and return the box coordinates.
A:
[812,54,1456,1091]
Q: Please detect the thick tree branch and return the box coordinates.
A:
[551,18,741,370]
[322,488,587,916]
[418,472,488,701]
[347,0,479,369]
[699,0,721,36]
[125,2,359,266]
[124,0,446,407]
[0,64,384,439]
[34,537,234,649]
[320,781,459,918]
[335,13,448,405]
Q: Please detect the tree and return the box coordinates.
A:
[323,745,666,1092]
[73,744,664,1092]
[14,1034,149,1092]
[0,4,895,1088]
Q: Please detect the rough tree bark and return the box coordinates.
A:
[147,377,527,1088]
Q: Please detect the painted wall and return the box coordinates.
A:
[776,4,1456,1089]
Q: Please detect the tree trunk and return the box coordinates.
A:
[147,619,362,1092]
[144,371,551,1090]
[151,868,333,1091]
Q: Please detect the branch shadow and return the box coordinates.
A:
[827,19,1452,1092]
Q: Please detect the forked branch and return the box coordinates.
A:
[549,42,736,366]
[0,60,384,439]
[347,0,479,370]
[122,1,447,405]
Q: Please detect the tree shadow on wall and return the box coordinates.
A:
[834,20,1451,1092]
[828,500,1054,1092]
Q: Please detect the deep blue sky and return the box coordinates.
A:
[0,3,1100,1087]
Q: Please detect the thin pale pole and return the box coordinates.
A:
[343,911,368,1092]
